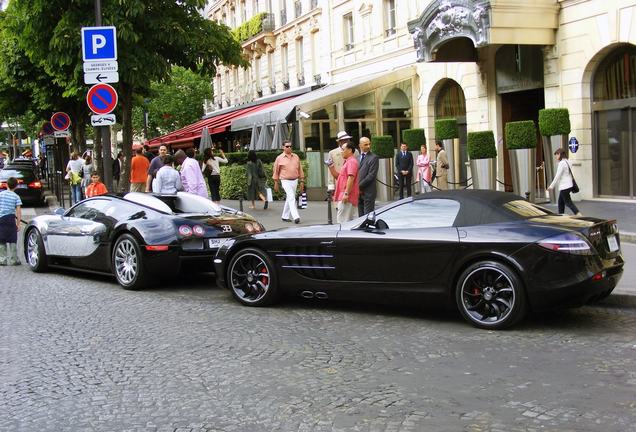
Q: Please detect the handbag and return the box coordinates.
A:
[566,162,579,193]
[297,191,308,209]
[265,187,273,202]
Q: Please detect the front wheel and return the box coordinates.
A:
[112,234,148,290]
[456,261,527,330]
[227,247,278,306]
[25,228,48,272]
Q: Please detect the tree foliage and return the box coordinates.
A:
[132,66,212,139]
[0,0,245,190]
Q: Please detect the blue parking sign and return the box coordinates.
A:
[81,26,117,61]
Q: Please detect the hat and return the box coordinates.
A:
[336,131,352,141]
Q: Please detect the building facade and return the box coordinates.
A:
[202,0,636,201]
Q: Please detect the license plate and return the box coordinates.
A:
[208,238,227,249]
[16,184,27,189]
[607,234,619,252]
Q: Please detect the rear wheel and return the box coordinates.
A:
[112,234,148,290]
[25,228,48,272]
[456,261,527,330]
[227,248,278,306]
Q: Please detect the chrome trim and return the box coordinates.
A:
[276,253,334,258]
[282,265,335,269]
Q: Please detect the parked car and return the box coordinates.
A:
[214,190,624,330]
[24,192,265,290]
[0,166,46,206]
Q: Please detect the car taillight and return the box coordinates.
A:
[537,232,593,255]
[0,182,6,189]
[192,225,205,236]
[178,225,193,237]
[28,181,42,189]
[145,245,169,251]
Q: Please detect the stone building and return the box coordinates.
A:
[152,0,636,201]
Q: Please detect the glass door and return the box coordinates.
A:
[595,108,634,197]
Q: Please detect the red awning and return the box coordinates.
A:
[146,98,293,149]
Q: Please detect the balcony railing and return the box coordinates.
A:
[294,1,302,18]
[280,9,287,26]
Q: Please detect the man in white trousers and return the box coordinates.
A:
[273,140,305,224]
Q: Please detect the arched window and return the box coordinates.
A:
[594,46,636,101]
[435,80,467,183]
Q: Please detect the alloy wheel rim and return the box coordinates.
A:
[26,231,39,267]
[229,253,270,303]
[460,266,515,325]
[114,239,138,285]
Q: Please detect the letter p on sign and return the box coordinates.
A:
[81,26,117,62]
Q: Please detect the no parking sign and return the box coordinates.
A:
[86,83,118,115]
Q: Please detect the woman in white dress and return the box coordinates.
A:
[548,148,581,215]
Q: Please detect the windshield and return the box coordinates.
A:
[502,200,554,218]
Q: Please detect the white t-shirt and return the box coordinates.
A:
[66,158,83,173]
[203,156,228,175]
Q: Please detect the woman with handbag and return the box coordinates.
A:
[202,147,227,204]
[548,148,581,216]
[245,150,268,210]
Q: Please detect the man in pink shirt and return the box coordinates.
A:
[273,140,305,224]
[327,141,359,223]
[175,148,208,198]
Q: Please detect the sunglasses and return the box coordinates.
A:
[284,145,292,148]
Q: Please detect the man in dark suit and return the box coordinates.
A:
[395,143,413,199]
[112,151,123,192]
[357,137,379,216]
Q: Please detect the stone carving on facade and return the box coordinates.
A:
[408,0,491,62]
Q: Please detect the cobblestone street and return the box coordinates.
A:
[1,264,635,432]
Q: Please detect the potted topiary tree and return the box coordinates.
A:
[401,128,426,192]
[505,120,537,201]
[467,130,497,190]
[371,135,395,202]
[539,108,571,203]
[435,118,459,189]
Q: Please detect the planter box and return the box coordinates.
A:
[470,158,496,190]
[376,157,394,202]
[509,148,536,201]
[542,134,567,203]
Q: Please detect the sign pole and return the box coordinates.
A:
[95,0,113,192]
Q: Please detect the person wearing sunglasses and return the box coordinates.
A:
[273,141,304,224]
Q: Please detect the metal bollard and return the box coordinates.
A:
[239,197,244,212]
[326,190,333,225]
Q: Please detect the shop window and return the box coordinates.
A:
[344,92,374,119]
[594,46,636,101]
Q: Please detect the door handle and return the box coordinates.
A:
[320,241,334,245]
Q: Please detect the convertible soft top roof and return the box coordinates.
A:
[414,190,538,226]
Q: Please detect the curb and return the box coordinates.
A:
[621,231,636,244]
[600,293,636,307]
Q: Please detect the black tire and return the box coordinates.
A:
[24,228,48,272]
[227,247,278,306]
[112,234,148,290]
[456,260,527,330]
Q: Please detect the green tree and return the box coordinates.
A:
[0,0,244,191]
[132,66,213,139]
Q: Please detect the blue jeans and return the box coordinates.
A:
[71,184,82,205]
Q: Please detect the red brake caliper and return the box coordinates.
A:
[260,266,268,285]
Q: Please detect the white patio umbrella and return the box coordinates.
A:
[249,123,260,150]
[256,123,273,150]
[271,122,289,149]
[199,126,212,152]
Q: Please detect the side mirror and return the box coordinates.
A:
[53,207,65,216]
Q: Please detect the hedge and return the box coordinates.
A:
[467,131,497,159]
[371,135,394,158]
[196,150,305,165]
[435,118,459,140]
[219,160,309,200]
[401,128,426,151]
[538,108,571,136]
[505,120,537,149]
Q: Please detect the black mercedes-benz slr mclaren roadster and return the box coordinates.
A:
[214,190,624,329]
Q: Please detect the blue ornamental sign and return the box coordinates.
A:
[569,137,579,153]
